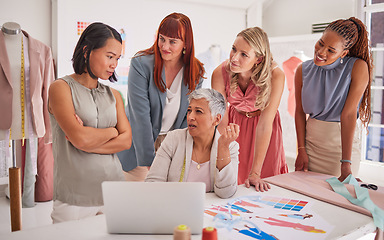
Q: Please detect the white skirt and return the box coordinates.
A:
[305,118,361,177]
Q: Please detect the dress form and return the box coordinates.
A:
[209,44,221,68]
[1,22,37,209]
[1,22,34,140]
[0,22,54,206]
[293,50,311,61]
[198,44,227,89]
[283,51,309,117]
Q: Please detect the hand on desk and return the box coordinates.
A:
[338,164,362,182]
[294,150,308,172]
[245,173,271,192]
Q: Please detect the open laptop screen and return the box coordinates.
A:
[102,181,205,234]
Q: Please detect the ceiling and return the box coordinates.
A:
[169,0,266,10]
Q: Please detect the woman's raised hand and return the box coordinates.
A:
[218,123,240,146]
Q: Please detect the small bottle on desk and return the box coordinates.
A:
[173,224,191,240]
[202,226,217,240]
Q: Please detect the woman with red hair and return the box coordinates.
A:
[117,12,205,181]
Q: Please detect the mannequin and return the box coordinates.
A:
[197,44,227,89]
[283,50,310,117]
[293,50,311,61]
[209,44,222,68]
[1,22,35,140]
[0,22,55,206]
[1,22,37,208]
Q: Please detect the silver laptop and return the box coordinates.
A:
[102,181,205,234]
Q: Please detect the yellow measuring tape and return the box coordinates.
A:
[20,36,25,146]
[179,156,186,182]
[9,36,25,147]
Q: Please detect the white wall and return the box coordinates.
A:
[268,34,321,159]
[0,0,247,78]
[0,0,52,47]
[260,0,355,37]
[53,0,246,78]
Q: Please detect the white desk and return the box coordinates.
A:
[2,184,375,240]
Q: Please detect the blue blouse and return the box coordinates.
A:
[301,56,358,122]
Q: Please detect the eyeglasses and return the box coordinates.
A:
[360,183,378,191]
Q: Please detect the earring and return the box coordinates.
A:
[340,58,343,64]
[183,48,186,54]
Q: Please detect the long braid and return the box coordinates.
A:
[326,17,373,127]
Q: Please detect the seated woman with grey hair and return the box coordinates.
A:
[145,88,240,198]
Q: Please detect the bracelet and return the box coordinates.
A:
[249,172,260,177]
[340,159,352,164]
[217,156,231,161]
[298,146,305,150]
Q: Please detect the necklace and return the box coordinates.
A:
[193,149,211,170]
[193,151,204,170]
[192,134,215,170]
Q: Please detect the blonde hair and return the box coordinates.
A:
[229,27,273,110]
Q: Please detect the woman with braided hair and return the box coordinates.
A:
[294,17,373,181]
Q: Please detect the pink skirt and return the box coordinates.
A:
[228,106,288,184]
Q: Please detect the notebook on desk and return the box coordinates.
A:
[102,181,205,234]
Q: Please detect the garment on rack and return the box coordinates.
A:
[20,138,38,207]
[0,30,54,143]
[282,56,302,117]
[197,45,227,89]
[35,137,53,202]
[0,29,55,202]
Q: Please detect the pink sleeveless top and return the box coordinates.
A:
[223,63,259,113]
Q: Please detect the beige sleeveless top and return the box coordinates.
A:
[50,75,124,206]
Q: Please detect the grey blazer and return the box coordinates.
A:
[117,54,203,171]
[145,128,239,199]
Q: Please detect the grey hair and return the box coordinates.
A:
[188,88,226,121]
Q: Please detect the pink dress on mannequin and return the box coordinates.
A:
[222,63,287,184]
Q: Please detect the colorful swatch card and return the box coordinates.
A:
[258,196,308,212]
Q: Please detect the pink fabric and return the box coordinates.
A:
[376,229,383,240]
[0,31,54,143]
[282,56,302,117]
[222,63,288,184]
[35,137,53,202]
[264,171,384,217]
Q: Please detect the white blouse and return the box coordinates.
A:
[159,67,183,135]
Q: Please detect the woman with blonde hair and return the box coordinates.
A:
[212,27,287,192]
